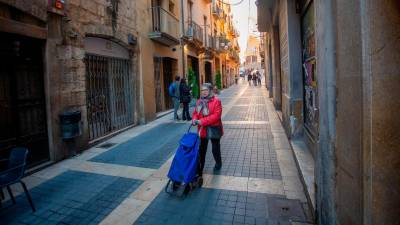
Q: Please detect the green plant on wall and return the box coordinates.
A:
[215,70,222,90]
[188,67,199,99]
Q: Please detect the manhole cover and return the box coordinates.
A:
[97,143,116,149]
[268,198,307,221]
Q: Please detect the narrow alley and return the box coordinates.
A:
[0,81,313,225]
[1,1,399,225]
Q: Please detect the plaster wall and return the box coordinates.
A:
[362,0,400,224]
[314,0,337,224]
[136,0,182,121]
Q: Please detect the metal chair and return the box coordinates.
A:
[0,147,35,212]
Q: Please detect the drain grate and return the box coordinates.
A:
[97,143,117,149]
[268,198,307,222]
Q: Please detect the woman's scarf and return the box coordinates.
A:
[196,93,214,116]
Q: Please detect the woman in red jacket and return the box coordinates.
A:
[192,83,223,178]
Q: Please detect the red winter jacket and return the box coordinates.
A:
[192,96,224,138]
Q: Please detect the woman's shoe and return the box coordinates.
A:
[197,176,203,188]
[214,163,222,171]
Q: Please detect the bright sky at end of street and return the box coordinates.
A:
[230,0,259,63]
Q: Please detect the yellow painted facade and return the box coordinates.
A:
[136,0,183,122]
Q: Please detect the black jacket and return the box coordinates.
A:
[179,83,191,103]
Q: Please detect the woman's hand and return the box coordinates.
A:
[192,120,201,125]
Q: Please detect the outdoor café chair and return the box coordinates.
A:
[0,147,35,212]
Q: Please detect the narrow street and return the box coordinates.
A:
[1,0,399,224]
[0,81,313,225]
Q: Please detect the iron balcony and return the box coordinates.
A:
[185,21,204,48]
[148,6,180,47]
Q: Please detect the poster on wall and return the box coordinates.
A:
[301,1,319,137]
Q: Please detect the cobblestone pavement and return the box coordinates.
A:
[0,81,313,225]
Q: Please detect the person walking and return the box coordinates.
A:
[247,71,252,86]
[169,76,181,121]
[192,83,223,179]
[213,85,220,97]
[179,78,191,121]
[252,72,257,86]
[257,71,262,86]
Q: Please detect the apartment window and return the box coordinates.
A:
[252,56,257,63]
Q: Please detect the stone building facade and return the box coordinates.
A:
[257,0,400,224]
[0,0,240,169]
[0,0,141,167]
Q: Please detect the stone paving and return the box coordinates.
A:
[134,188,306,225]
[0,171,142,225]
[203,124,281,179]
[90,123,188,169]
[0,81,313,225]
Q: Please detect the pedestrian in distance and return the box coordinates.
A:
[179,78,192,121]
[252,72,257,86]
[247,71,252,86]
[257,71,262,86]
[213,85,220,97]
[192,83,223,179]
[169,76,181,121]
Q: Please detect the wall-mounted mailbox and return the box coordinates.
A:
[60,111,81,139]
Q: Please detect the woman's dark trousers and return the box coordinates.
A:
[198,138,222,176]
[182,102,191,120]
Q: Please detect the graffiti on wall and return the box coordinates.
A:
[301,1,319,137]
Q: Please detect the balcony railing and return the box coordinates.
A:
[206,35,214,49]
[186,21,204,44]
[149,6,180,46]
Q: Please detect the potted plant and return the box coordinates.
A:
[215,70,222,90]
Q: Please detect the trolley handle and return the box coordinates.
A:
[187,124,202,137]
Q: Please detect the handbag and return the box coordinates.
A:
[206,126,222,139]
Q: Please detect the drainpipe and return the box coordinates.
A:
[180,0,186,77]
